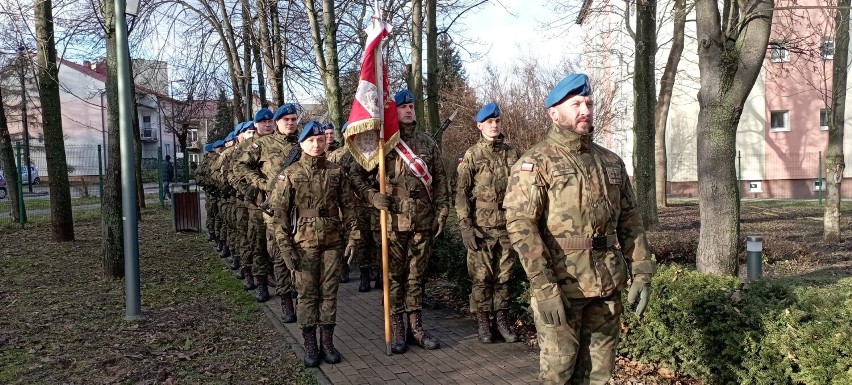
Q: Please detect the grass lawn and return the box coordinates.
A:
[0,206,316,384]
[0,195,101,212]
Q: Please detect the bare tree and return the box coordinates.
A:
[0,86,22,222]
[694,0,773,275]
[633,0,658,229]
[100,0,124,278]
[825,0,848,243]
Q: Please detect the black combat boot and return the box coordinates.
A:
[374,270,383,290]
[358,266,371,292]
[206,233,215,242]
[267,271,276,288]
[495,310,519,343]
[217,242,227,256]
[476,311,493,343]
[229,253,240,270]
[320,324,342,364]
[339,264,350,283]
[407,310,440,350]
[390,313,407,354]
[302,326,321,368]
[242,267,256,290]
[254,275,271,302]
[280,294,296,323]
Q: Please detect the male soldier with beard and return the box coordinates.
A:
[350,89,449,354]
[503,73,656,385]
[232,108,277,302]
[455,102,521,344]
[270,121,355,367]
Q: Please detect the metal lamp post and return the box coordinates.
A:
[169,79,184,182]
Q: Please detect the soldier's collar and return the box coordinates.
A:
[479,134,505,151]
[399,121,418,139]
[548,124,591,153]
[301,153,326,169]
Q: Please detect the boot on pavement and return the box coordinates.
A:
[241,267,256,290]
[339,264,350,283]
[390,313,407,354]
[495,310,519,343]
[320,324,342,364]
[477,311,493,343]
[254,275,271,302]
[280,294,296,323]
[407,310,440,350]
[358,266,371,292]
[302,326,321,367]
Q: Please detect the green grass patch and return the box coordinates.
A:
[0,350,36,382]
[0,195,100,212]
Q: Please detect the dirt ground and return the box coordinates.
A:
[0,207,314,384]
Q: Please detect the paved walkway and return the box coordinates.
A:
[265,277,539,385]
[197,193,540,384]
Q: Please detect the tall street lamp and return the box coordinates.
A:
[18,46,32,192]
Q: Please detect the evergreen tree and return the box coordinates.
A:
[211,89,234,141]
[436,34,467,91]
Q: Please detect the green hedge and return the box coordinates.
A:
[429,220,851,384]
[620,265,852,385]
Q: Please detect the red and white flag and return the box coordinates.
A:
[345,18,398,171]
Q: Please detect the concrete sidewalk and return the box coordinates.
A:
[265,277,540,385]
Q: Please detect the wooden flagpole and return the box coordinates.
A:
[372,9,392,356]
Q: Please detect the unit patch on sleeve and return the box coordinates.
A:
[605,167,621,184]
[520,162,534,172]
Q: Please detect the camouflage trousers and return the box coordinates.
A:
[205,195,219,238]
[216,197,233,248]
[530,292,622,385]
[292,245,343,327]
[467,227,516,312]
[245,208,270,276]
[235,203,251,260]
[349,215,378,268]
[375,230,432,315]
[267,214,294,295]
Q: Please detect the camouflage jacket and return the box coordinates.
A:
[194,156,211,186]
[208,147,235,195]
[270,154,356,251]
[350,122,450,232]
[503,126,656,299]
[232,133,299,199]
[455,136,521,230]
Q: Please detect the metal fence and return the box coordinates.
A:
[0,142,178,227]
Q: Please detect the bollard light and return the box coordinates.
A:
[746,236,763,281]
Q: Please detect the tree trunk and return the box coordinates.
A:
[257,0,284,106]
[654,0,687,209]
[241,0,253,117]
[695,0,772,275]
[129,60,145,211]
[214,0,247,121]
[36,0,74,241]
[411,0,424,122]
[102,0,124,278]
[633,0,658,229]
[425,0,439,132]
[0,87,22,222]
[321,0,342,129]
[825,0,849,243]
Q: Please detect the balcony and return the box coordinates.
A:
[141,128,158,142]
[187,140,200,150]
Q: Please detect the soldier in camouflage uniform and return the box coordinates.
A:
[209,130,240,262]
[503,73,656,385]
[455,102,521,344]
[196,143,217,242]
[222,123,252,276]
[351,89,450,354]
[269,121,355,367]
[324,123,340,153]
[328,123,378,291]
[232,109,277,302]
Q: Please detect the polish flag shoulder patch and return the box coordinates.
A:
[520,162,535,172]
[251,142,259,149]
[457,157,464,164]
[277,174,286,181]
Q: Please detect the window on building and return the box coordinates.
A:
[770,42,789,62]
[188,128,199,143]
[141,115,153,138]
[820,108,831,130]
[748,181,763,193]
[770,110,790,131]
[821,36,835,60]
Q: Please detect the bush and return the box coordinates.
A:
[620,265,852,385]
[140,169,159,183]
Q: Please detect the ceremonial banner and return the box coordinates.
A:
[344,19,398,171]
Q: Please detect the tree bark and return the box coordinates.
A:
[129,60,144,211]
[633,0,658,229]
[654,0,687,209]
[0,87,22,222]
[411,0,424,122]
[825,0,848,243]
[36,0,74,241]
[101,0,124,278]
[321,0,342,129]
[695,0,773,275]
[257,0,283,106]
[241,0,253,117]
[425,0,439,132]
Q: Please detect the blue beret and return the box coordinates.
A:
[394,89,414,105]
[324,122,335,131]
[213,139,225,149]
[340,122,349,134]
[476,102,501,123]
[298,121,325,143]
[239,121,255,133]
[254,108,274,123]
[273,103,298,120]
[545,73,592,108]
[225,131,236,142]
[204,143,213,153]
